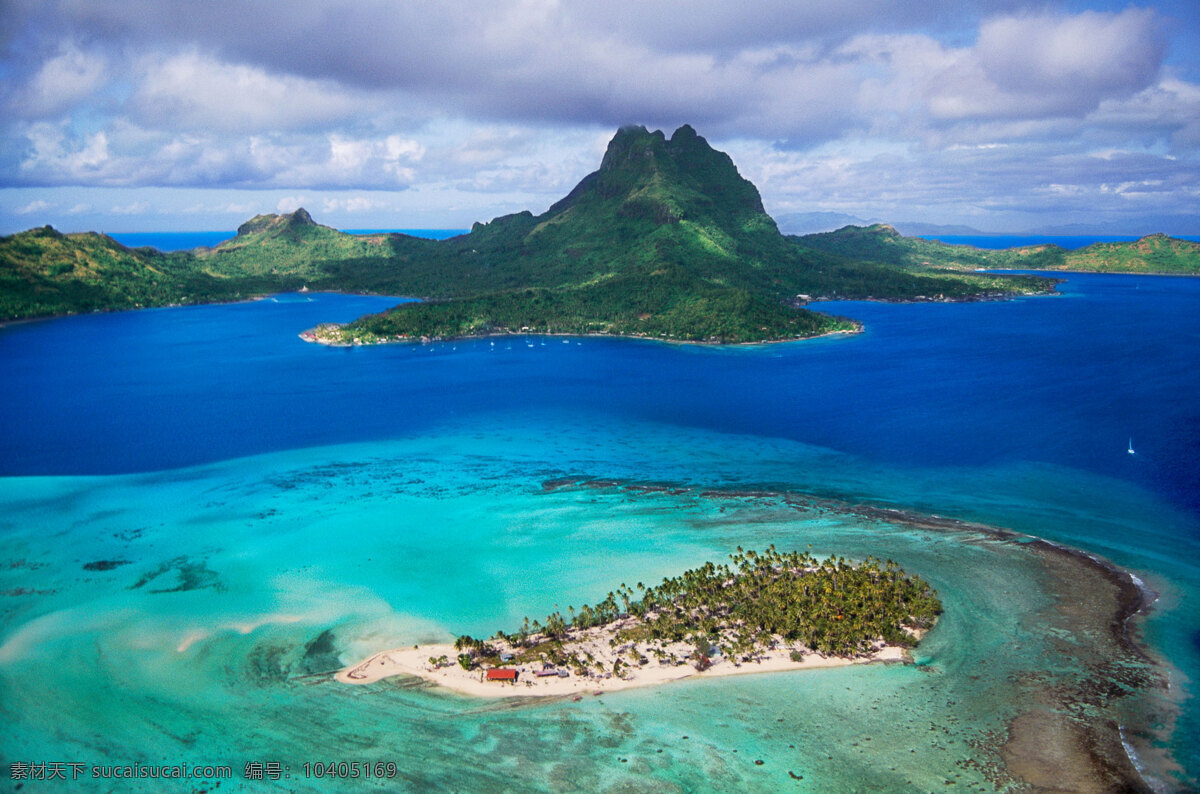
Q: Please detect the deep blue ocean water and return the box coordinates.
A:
[2,272,1198,789]
[108,231,237,250]
[108,229,468,252]
[4,276,1197,518]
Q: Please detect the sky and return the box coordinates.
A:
[1,0,1198,235]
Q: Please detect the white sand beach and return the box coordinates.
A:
[335,628,908,698]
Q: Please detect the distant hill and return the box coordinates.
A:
[773,213,994,237]
[774,211,875,235]
[0,211,431,321]
[1023,220,1200,236]
[1041,233,1200,274]
[0,225,279,320]
[888,222,991,237]
[775,218,996,238]
[796,224,1003,269]
[195,208,400,278]
[798,224,1200,276]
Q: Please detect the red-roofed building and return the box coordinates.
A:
[486,668,517,682]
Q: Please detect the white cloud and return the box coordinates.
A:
[1085,77,1200,151]
[0,1,1195,232]
[385,136,423,161]
[8,42,108,118]
[927,9,1164,120]
[977,10,1161,95]
[180,200,263,215]
[276,196,306,213]
[18,123,111,178]
[322,196,389,214]
[8,123,430,189]
[111,200,151,214]
[130,51,367,132]
[16,199,52,214]
[268,133,423,188]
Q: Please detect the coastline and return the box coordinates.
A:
[300,322,865,349]
[336,632,909,699]
[328,473,1175,788]
[298,281,1067,349]
[531,476,1176,792]
[0,293,275,329]
[805,284,1063,307]
[979,266,1200,278]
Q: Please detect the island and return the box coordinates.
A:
[301,125,1057,345]
[336,546,941,697]
[3,125,1197,342]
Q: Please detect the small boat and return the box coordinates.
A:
[1128,438,1135,455]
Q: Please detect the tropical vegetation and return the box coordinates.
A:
[3,126,1194,338]
[451,546,942,675]
[798,223,1200,275]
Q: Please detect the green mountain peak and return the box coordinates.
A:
[531,124,776,271]
[235,208,319,238]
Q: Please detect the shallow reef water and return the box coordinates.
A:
[1,272,1198,790]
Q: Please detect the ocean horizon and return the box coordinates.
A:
[1,271,1197,790]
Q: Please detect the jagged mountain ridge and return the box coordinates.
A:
[326,127,1056,342]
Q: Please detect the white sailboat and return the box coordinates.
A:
[1128,437,1135,455]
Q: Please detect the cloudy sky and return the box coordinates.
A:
[2,0,1197,234]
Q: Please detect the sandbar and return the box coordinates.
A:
[335,626,908,698]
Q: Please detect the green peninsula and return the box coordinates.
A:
[0,225,262,321]
[799,223,1200,275]
[1031,233,1200,274]
[4,125,1196,341]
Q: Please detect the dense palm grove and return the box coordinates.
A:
[631,547,942,655]
[455,547,941,672]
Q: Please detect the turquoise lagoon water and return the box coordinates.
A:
[1,274,1198,790]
